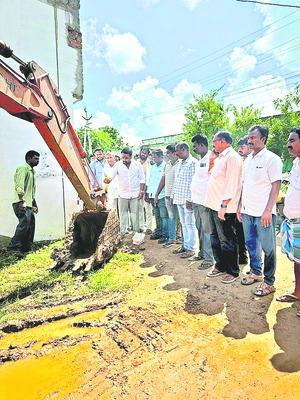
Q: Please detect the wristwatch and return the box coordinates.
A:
[220,204,227,208]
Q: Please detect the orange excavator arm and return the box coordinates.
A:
[0,41,102,210]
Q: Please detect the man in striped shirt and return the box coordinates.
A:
[171,142,197,258]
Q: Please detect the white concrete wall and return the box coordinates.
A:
[0,0,83,240]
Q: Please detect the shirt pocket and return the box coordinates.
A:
[253,166,266,182]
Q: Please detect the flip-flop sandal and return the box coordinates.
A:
[172,246,186,254]
[198,261,214,270]
[253,284,276,297]
[180,252,195,259]
[207,268,225,277]
[276,293,300,302]
[241,275,263,286]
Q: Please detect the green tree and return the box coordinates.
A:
[264,83,300,161]
[76,125,129,156]
[229,105,262,144]
[182,88,230,144]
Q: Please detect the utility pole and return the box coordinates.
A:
[82,107,93,157]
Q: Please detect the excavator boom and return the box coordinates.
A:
[0,41,121,272]
[0,40,98,210]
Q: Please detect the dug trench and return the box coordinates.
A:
[0,234,299,399]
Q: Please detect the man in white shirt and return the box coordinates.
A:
[204,131,243,283]
[154,144,179,248]
[146,150,168,243]
[108,147,145,237]
[238,125,282,296]
[103,151,118,212]
[138,147,152,234]
[277,127,300,317]
[187,134,214,270]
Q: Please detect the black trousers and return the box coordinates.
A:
[235,217,248,264]
[7,203,35,252]
[209,209,240,277]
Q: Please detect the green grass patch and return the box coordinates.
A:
[0,243,143,325]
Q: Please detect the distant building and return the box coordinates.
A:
[141,133,184,150]
[0,0,83,240]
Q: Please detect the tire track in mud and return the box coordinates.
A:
[0,305,176,367]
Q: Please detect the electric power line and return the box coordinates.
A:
[237,1,300,9]
[105,39,300,113]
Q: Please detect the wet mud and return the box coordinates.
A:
[0,235,299,399]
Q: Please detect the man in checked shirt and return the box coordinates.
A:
[170,142,197,259]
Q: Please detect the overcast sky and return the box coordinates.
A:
[73,0,300,145]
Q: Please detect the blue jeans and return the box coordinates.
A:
[165,197,177,241]
[150,198,169,238]
[192,203,213,261]
[7,203,35,252]
[242,214,276,285]
[177,204,196,251]
[209,210,239,277]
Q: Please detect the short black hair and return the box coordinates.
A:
[166,144,176,153]
[192,134,208,147]
[94,148,104,154]
[217,131,233,145]
[121,147,133,157]
[176,142,190,151]
[237,135,248,146]
[25,150,40,160]
[153,149,163,158]
[249,124,269,143]
[291,126,300,138]
[140,146,150,155]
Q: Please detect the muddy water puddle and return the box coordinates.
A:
[0,306,173,399]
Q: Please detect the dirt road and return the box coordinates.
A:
[0,236,299,399]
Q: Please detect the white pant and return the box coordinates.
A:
[118,197,140,235]
[138,198,152,230]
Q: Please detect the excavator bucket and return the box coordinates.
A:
[51,209,121,272]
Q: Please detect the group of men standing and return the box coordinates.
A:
[102,124,299,312]
[7,125,300,317]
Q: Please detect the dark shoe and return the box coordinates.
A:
[150,233,162,240]
[146,229,152,235]
[158,237,168,244]
[172,246,186,254]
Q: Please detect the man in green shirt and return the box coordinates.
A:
[7,150,40,255]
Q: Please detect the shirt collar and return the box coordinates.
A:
[25,163,34,173]
[251,146,266,158]
[220,146,232,157]
[200,150,211,162]
[182,154,193,164]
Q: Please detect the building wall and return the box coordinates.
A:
[141,133,183,150]
[0,0,84,240]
